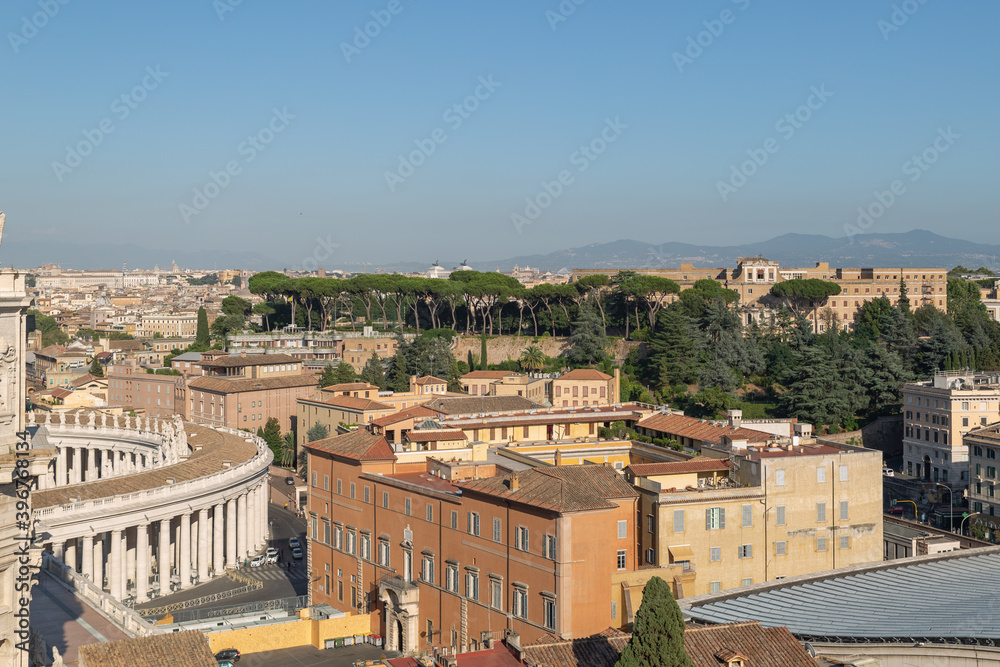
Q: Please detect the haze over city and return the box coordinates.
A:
[2,0,998,269]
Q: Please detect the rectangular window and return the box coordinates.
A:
[706,507,725,530]
[742,578,753,587]
[775,470,785,486]
[839,465,848,481]
[466,572,479,601]
[775,541,787,556]
[839,535,851,550]
[817,467,826,483]
[515,526,530,552]
[360,535,371,560]
[673,510,685,533]
[817,503,826,522]
[710,547,721,562]
[426,504,433,522]
[710,581,721,594]
[493,518,502,543]
[543,598,556,631]
[451,512,458,530]
[776,505,786,526]
[648,514,656,534]
[378,540,390,567]
[741,504,752,528]
[645,548,655,564]
[839,500,849,521]
[350,483,356,499]
[616,550,627,570]
[617,520,627,539]
[336,479,342,495]
[612,601,617,619]
[312,472,317,487]
[445,565,459,593]
[738,544,752,559]
[817,537,828,552]
[544,535,557,560]
[405,498,411,516]
[364,486,370,504]
[382,492,388,509]
[513,588,528,619]
[491,579,503,610]
[468,512,480,537]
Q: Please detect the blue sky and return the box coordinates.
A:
[0,0,997,269]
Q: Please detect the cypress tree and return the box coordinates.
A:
[898,278,911,315]
[467,350,475,372]
[615,576,692,667]
[480,331,488,369]
[195,306,210,347]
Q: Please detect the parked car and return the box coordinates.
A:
[285,477,295,485]
[888,506,905,515]
[214,648,240,663]
[882,466,895,477]
[249,555,266,568]
[265,548,278,564]
[292,547,303,560]
[288,537,300,549]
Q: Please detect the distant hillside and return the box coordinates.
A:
[0,239,278,272]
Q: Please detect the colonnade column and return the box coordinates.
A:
[55,448,67,486]
[136,523,149,602]
[93,535,103,591]
[109,529,123,599]
[81,536,94,584]
[261,483,269,545]
[86,449,96,481]
[158,518,170,594]
[247,489,257,555]
[197,508,210,582]
[72,447,82,484]
[65,539,77,573]
[213,503,225,574]
[179,513,191,590]
[237,494,247,562]
[226,498,237,568]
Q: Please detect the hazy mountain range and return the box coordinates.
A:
[3,230,998,274]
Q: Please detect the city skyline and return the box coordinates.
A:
[1,1,997,268]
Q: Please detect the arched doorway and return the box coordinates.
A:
[396,619,404,652]
[923,455,931,481]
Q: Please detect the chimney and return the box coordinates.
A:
[554,450,562,466]
[727,409,742,429]
[509,473,520,491]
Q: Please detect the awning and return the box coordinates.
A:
[669,544,695,561]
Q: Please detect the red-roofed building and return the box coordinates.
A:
[304,428,641,656]
[635,412,773,451]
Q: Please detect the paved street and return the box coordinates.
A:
[32,571,130,665]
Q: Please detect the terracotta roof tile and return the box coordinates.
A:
[558,369,612,381]
[305,429,397,462]
[461,370,519,380]
[188,374,318,393]
[413,375,448,385]
[636,413,772,445]
[77,628,217,667]
[423,395,542,415]
[305,395,395,412]
[199,353,300,368]
[459,465,637,513]
[370,405,441,427]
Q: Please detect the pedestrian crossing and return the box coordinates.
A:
[245,565,306,581]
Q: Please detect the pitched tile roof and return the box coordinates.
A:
[199,353,300,368]
[625,458,732,477]
[459,465,637,513]
[71,373,106,388]
[305,428,397,462]
[307,395,395,412]
[187,374,318,393]
[77,629,217,667]
[407,428,468,443]
[558,368,612,381]
[520,622,815,667]
[461,370,519,380]
[413,375,448,385]
[321,381,381,393]
[636,413,773,445]
[109,340,144,351]
[423,395,542,415]
[370,404,441,427]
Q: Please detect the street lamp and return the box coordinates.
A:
[960,511,983,537]
[931,482,954,533]
[894,499,919,522]
[269,520,273,549]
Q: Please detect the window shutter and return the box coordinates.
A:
[719,508,726,529]
[706,508,712,530]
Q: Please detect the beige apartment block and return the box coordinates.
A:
[634,441,882,599]
[461,368,621,407]
[902,372,1000,485]
[136,312,201,339]
[964,423,1000,519]
[572,259,947,332]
